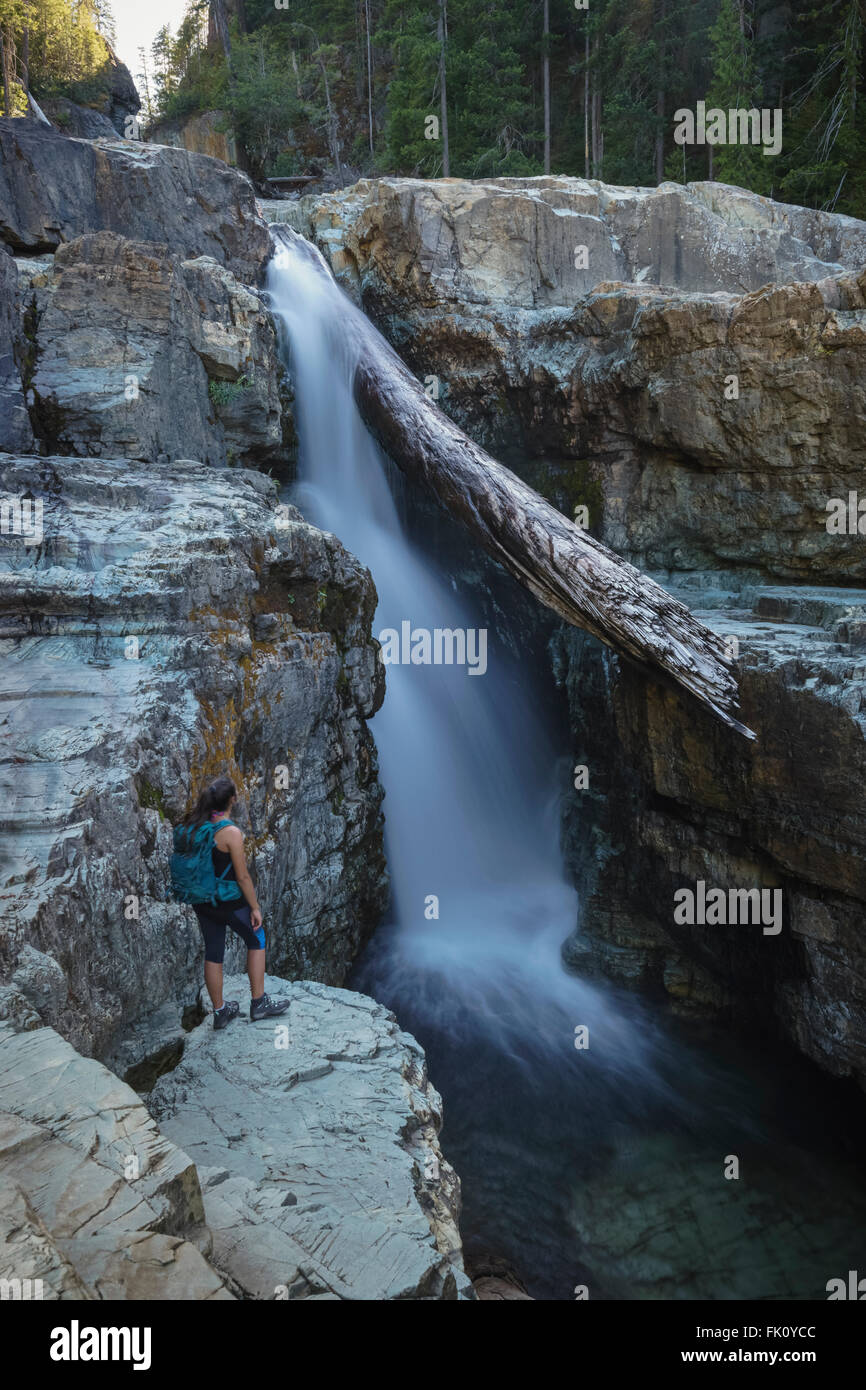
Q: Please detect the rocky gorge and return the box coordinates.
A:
[281,176,866,1094]
[1,119,865,1302]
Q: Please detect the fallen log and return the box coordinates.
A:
[272,227,754,738]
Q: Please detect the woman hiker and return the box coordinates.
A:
[172,776,290,1030]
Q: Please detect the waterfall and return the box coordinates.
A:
[263,229,866,1299]
[265,227,665,1078]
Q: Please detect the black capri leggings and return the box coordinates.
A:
[193,902,266,965]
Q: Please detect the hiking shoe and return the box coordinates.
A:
[213,1000,240,1031]
[250,992,290,1021]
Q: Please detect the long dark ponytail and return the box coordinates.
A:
[177,776,237,847]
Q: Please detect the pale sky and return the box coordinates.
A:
[112,0,191,83]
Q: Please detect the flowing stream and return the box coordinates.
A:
[266,229,866,1300]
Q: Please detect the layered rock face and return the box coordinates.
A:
[0,248,33,453]
[290,177,866,582]
[1,137,387,1068]
[291,175,866,1088]
[13,231,282,469]
[0,121,268,280]
[1,129,282,471]
[553,582,866,1085]
[0,453,386,1063]
[149,974,471,1300]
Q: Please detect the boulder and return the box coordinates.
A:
[292,175,866,305]
[0,120,268,282]
[20,232,282,468]
[149,974,472,1300]
[0,452,386,1062]
[0,1018,232,1299]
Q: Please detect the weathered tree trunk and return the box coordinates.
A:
[316,53,343,185]
[209,0,232,64]
[591,37,602,176]
[273,229,753,737]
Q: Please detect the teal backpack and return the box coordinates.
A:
[170,818,244,906]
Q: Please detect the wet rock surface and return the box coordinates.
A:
[556,578,866,1086]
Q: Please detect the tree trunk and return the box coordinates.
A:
[1,29,11,118]
[591,37,602,176]
[542,0,550,174]
[365,0,374,155]
[438,0,450,177]
[655,0,666,182]
[210,0,232,65]
[317,56,343,185]
[584,30,589,178]
[272,229,753,737]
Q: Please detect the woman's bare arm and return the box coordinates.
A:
[221,826,262,925]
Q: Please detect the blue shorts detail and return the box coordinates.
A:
[194,902,265,964]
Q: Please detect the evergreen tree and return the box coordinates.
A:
[706,0,772,193]
[139,0,866,218]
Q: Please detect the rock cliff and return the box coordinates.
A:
[0,121,268,280]
[0,452,386,1064]
[12,232,283,469]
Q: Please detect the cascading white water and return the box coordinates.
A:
[264,230,866,1299]
[266,228,668,1080]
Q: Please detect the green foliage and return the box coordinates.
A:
[146,0,866,218]
[137,780,169,819]
[0,0,117,108]
[208,373,252,407]
[706,0,771,193]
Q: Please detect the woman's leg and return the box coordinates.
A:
[195,909,228,1009]
[225,904,267,999]
[225,905,286,1017]
[246,948,265,1000]
[204,959,224,1010]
